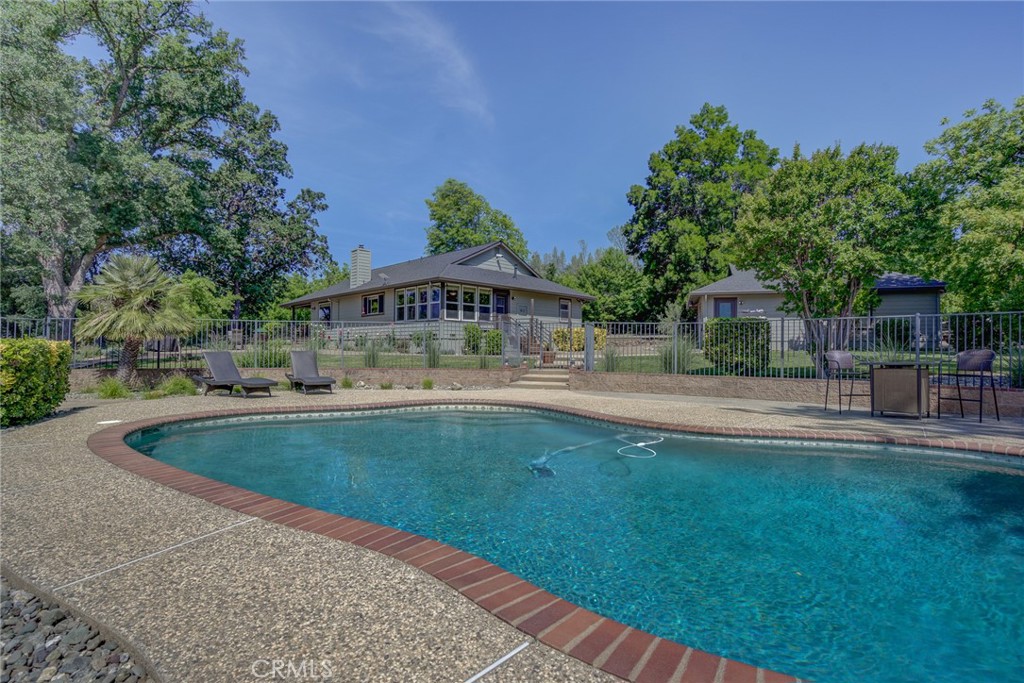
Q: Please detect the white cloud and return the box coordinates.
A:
[366,3,492,124]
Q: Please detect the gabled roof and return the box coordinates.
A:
[284,241,594,307]
[688,268,946,300]
[688,268,773,296]
[873,273,946,292]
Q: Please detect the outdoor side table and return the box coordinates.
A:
[867,360,932,419]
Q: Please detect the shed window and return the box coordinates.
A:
[559,298,571,321]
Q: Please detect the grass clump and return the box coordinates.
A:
[157,375,198,396]
[340,376,354,389]
[421,377,434,390]
[379,381,393,390]
[143,390,164,400]
[96,377,132,399]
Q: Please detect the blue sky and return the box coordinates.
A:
[177,2,1023,268]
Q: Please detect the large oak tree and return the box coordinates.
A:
[623,104,778,317]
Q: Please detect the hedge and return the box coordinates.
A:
[703,318,771,376]
[552,327,607,352]
[0,339,72,427]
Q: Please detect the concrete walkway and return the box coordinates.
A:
[2,388,1021,683]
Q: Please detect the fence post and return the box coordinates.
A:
[672,323,678,375]
[914,313,921,364]
[584,323,594,372]
[339,322,345,369]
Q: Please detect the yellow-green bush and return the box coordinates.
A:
[0,339,72,427]
[552,327,607,352]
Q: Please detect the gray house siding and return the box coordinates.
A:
[458,246,524,274]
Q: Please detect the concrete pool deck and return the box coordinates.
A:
[2,387,1022,683]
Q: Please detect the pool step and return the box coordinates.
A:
[511,369,570,390]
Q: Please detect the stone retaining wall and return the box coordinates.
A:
[569,371,1022,418]
[69,367,528,391]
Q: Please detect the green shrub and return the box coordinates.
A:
[97,377,132,399]
[421,377,434,390]
[143,389,164,400]
[363,339,381,368]
[425,339,441,368]
[236,343,290,368]
[483,329,503,355]
[703,318,771,376]
[659,334,699,374]
[0,339,72,427]
[157,374,198,396]
[464,324,482,354]
[411,330,437,348]
[552,327,607,352]
[379,381,393,390]
[340,376,354,389]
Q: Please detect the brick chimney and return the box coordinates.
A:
[350,245,371,288]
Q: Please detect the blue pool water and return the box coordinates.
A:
[128,407,1024,683]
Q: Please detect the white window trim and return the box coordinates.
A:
[362,292,385,317]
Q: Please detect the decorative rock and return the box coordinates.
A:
[63,625,90,645]
[0,577,154,683]
[448,382,463,391]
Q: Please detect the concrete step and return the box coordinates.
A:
[511,368,570,389]
[509,380,569,390]
[517,373,570,383]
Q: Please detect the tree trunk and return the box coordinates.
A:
[38,245,100,319]
[116,336,143,387]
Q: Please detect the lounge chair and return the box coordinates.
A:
[286,351,336,394]
[193,351,277,397]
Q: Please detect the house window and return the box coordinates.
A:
[362,292,384,316]
[478,290,492,322]
[430,286,441,319]
[418,287,429,320]
[318,303,331,322]
[462,287,477,320]
[559,298,571,321]
[396,290,406,321]
[495,293,508,316]
[445,287,460,320]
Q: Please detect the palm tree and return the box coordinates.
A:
[75,255,194,385]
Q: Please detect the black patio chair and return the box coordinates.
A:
[286,351,336,394]
[193,351,276,397]
[937,349,1000,422]
[823,350,869,414]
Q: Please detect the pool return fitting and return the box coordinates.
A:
[528,434,664,477]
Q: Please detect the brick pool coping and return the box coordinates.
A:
[86,399,1023,683]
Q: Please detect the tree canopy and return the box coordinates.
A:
[424,179,528,258]
[0,0,333,320]
[732,143,908,320]
[153,103,334,319]
[623,104,778,317]
[560,248,651,322]
[909,97,1024,311]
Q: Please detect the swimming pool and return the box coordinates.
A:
[128,406,1024,683]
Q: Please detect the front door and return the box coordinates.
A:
[713,297,738,318]
[494,291,509,317]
